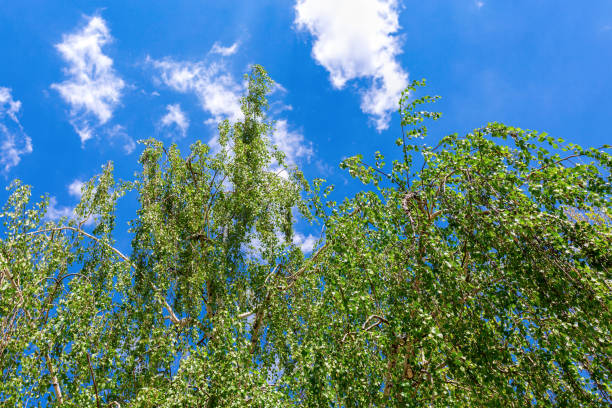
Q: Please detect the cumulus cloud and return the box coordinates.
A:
[211,42,239,57]
[294,0,408,130]
[51,15,125,143]
[160,103,189,137]
[0,87,32,173]
[148,57,243,125]
[266,121,313,180]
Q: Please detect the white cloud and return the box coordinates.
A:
[149,53,315,171]
[68,179,84,199]
[269,83,294,115]
[149,57,243,125]
[271,82,288,95]
[46,183,96,225]
[160,103,189,137]
[268,121,313,180]
[46,197,75,221]
[51,15,125,143]
[271,120,313,165]
[294,0,408,131]
[293,232,317,253]
[475,1,484,8]
[0,87,21,121]
[0,87,32,173]
[211,42,239,57]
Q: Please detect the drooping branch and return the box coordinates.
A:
[26,226,188,327]
[525,146,610,180]
[249,289,272,354]
[27,227,132,263]
[1,252,65,404]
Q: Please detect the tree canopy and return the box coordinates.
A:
[1,66,611,407]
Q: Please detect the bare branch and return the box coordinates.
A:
[362,315,389,332]
[238,310,256,319]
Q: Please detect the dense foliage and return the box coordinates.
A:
[1,66,610,407]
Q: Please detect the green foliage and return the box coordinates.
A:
[321,82,611,406]
[1,68,610,407]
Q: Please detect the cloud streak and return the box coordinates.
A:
[294,0,408,130]
[211,42,239,57]
[0,87,32,173]
[106,124,135,154]
[52,15,125,143]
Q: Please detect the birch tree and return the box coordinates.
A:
[1,69,610,407]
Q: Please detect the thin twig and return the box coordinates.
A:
[526,145,610,180]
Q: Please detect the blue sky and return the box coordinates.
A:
[1,0,611,250]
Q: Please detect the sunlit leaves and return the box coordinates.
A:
[1,69,610,407]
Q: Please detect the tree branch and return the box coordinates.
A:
[26,226,187,328]
[87,353,101,408]
[525,146,610,180]
[362,315,389,332]
[1,252,65,404]
[46,352,64,405]
[281,243,328,291]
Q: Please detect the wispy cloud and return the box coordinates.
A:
[211,42,239,57]
[293,232,317,253]
[294,0,408,131]
[475,1,485,9]
[0,87,32,173]
[271,120,313,164]
[160,103,189,137]
[51,15,125,143]
[0,88,21,121]
[148,57,243,125]
[46,197,75,221]
[46,180,95,225]
[106,124,135,154]
[150,47,314,172]
[68,179,85,199]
